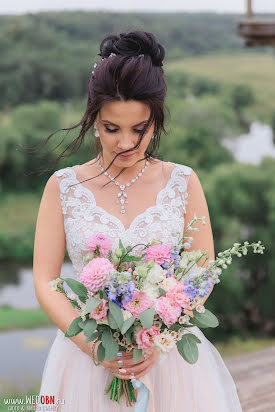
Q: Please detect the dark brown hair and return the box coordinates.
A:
[24,30,169,186]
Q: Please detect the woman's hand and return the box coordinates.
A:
[95,342,160,380]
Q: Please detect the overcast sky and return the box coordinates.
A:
[1,0,275,15]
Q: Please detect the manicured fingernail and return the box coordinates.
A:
[119,368,126,373]
[117,352,122,357]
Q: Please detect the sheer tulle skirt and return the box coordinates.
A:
[36,326,243,411]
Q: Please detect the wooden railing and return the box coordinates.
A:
[238,0,275,46]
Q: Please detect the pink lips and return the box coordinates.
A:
[116,152,135,158]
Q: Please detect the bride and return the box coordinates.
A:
[33,30,243,411]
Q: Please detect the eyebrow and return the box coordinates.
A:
[101,119,149,127]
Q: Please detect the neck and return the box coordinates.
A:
[98,152,149,182]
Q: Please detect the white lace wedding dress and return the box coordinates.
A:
[35,161,243,411]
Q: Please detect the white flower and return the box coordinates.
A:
[49,278,61,291]
[159,276,177,292]
[179,314,190,324]
[153,320,162,329]
[141,281,159,301]
[67,292,77,300]
[179,255,189,269]
[97,318,109,325]
[122,310,133,321]
[195,305,205,313]
[188,301,196,310]
[146,263,166,284]
[154,332,176,352]
[193,296,203,305]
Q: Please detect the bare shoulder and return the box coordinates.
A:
[184,169,215,256]
[185,169,208,212]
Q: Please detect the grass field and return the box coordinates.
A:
[166,52,275,122]
[0,306,54,331]
[0,192,40,235]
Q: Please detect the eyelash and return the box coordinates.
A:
[104,127,144,134]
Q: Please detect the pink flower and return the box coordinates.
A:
[154,296,182,327]
[89,299,108,321]
[123,291,152,319]
[80,257,114,293]
[145,244,173,265]
[166,281,191,309]
[86,233,112,257]
[136,326,160,350]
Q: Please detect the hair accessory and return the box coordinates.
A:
[92,52,144,75]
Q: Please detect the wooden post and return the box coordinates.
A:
[247,0,253,18]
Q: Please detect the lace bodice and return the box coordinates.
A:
[54,162,192,280]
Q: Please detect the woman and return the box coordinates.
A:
[33,30,243,411]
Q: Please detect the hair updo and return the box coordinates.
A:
[28,30,169,184]
[99,31,164,67]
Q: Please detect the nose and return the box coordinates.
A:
[117,136,136,152]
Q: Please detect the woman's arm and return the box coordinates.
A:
[183,170,215,316]
[33,173,94,357]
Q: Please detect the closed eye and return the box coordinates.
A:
[104,127,144,134]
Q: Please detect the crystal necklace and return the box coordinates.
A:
[96,152,150,214]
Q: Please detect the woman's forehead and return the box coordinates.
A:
[99,100,151,125]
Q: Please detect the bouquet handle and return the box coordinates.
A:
[132,374,155,412]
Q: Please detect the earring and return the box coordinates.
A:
[152,134,156,139]
[94,123,99,137]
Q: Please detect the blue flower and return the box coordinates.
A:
[106,288,117,301]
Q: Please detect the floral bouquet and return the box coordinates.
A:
[49,214,265,407]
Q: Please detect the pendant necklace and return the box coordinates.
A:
[96,152,149,214]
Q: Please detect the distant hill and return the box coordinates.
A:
[0,11,271,108]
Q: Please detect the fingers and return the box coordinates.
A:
[101,349,158,380]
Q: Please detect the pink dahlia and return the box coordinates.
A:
[89,298,108,321]
[136,326,160,350]
[154,296,182,327]
[145,244,173,265]
[80,257,114,293]
[166,281,191,309]
[123,291,152,319]
[86,233,112,257]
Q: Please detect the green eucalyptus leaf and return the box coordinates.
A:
[133,348,143,363]
[107,310,118,329]
[184,332,201,344]
[83,318,97,337]
[119,239,125,254]
[108,301,124,330]
[78,320,86,329]
[139,307,155,329]
[97,342,105,362]
[176,334,199,364]
[125,329,133,345]
[101,329,119,361]
[158,287,166,297]
[101,328,113,349]
[86,297,101,313]
[121,316,135,335]
[63,278,88,298]
[192,309,219,328]
[64,316,82,337]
